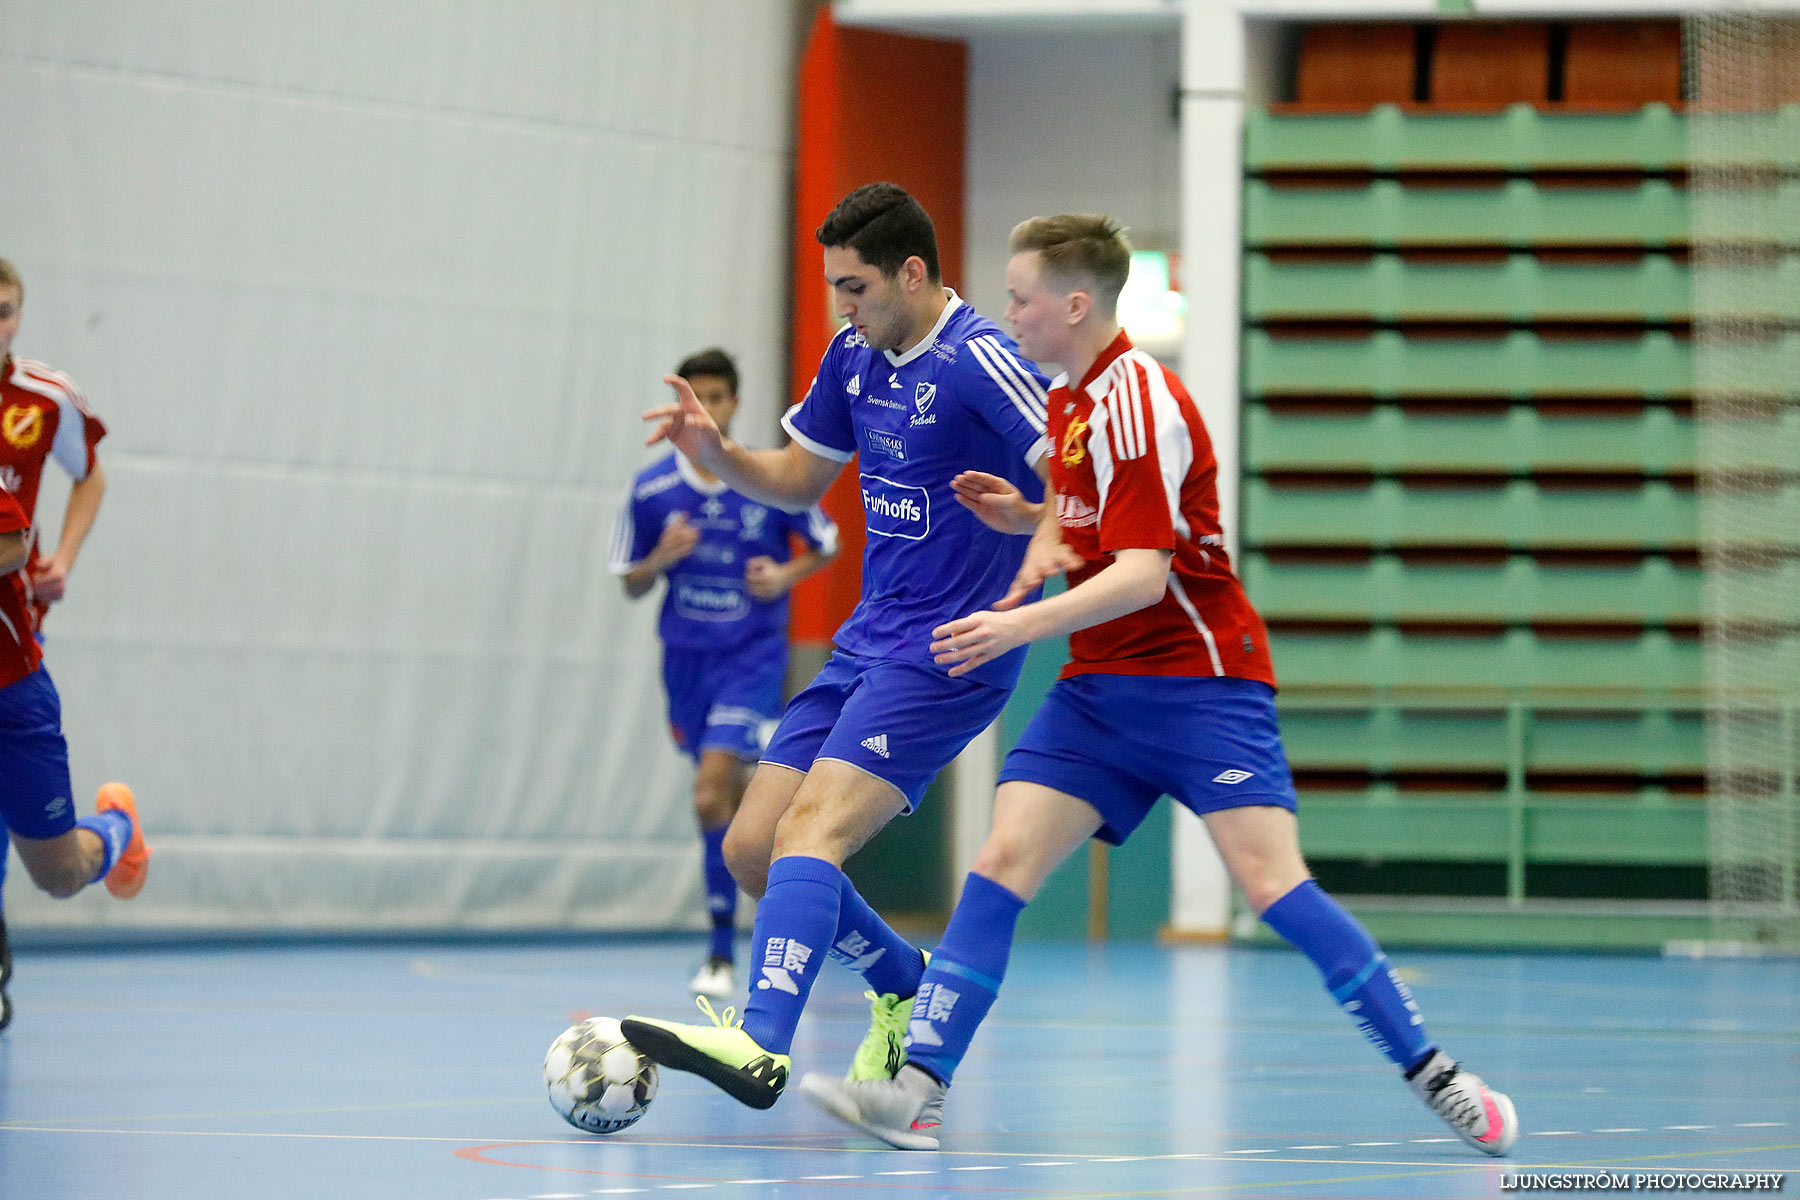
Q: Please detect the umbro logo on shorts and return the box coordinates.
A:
[1212,769,1255,785]
[861,734,890,759]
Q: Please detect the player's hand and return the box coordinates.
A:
[931,609,1031,678]
[994,535,1083,611]
[30,558,69,604]
[743,555,790,600]
[950,471,1041,535]
[644,374,725,464]
[651,513,700,568]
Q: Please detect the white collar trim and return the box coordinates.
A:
[885,289,962,368]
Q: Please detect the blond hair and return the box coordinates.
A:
[0,257,19,299]
[1008,215,1131,315]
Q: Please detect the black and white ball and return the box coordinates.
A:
[544,1016,659,1134]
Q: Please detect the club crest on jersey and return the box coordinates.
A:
[739,504,767,537]
[914,382,936,414]
[1,405,42,450]
[1060,412,1089,467]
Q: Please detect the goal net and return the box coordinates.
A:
[1686,10,1800,949]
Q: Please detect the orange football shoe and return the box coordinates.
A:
[95,783,150,899]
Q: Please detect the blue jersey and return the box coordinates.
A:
[610,452,838,651]
[782,292,1050,689]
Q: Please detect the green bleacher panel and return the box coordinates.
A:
[1522,793,1706,865]
[1244,477,1698,550]
[1280,705,1510,771]
[1244,330,1693,398]
[1245,404,1695,474]
[1297,788,1513,862]
[1244,103,1687,172]
[1245,252,1691,322]
[1244,553,1701,624]
[1268,627,1710,692]
[1528,707,1705,774]
[1244,179,1689,250]
[1296,787,1707,867]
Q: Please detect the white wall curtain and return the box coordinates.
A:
[0,0,798,932]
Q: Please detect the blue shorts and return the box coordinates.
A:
[762,650,1010,810]
[999,674,1296,845]
[662,639,788,763]
[0,667,75,840]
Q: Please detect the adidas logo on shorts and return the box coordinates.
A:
[1212,769,1255,784]
[860,734,890,759]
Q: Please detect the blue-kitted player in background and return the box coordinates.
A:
[611,348,837,998]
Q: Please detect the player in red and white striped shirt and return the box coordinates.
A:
[0,259,146,1032]
[800,215,1517,1156]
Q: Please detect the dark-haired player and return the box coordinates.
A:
[624,184,1051,1109]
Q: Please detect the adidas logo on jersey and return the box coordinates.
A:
[847,373,861,396]
[1212,769,1255,785]
[861,734,890,759]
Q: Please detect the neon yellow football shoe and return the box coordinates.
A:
[622,997,790,1110]
[846,950,929,1082]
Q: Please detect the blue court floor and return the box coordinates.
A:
[0,936,1795,1199]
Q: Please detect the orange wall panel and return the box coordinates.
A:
[788,10,967,645]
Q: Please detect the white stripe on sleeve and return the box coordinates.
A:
[967,336,1048,434]
[607,480,640,574]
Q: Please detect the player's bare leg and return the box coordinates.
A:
[723,761,805,900]
[11,783,149,901]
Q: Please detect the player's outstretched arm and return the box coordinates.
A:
[930,547,1170,678]
[645,375,841,511]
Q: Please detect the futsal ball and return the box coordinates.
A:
[543,1016,659,1134]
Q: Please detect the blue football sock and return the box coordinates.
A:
[76,809,134,884]
[740,855,843,1055]
[700,825,736,962]
[829,874,925,998]
[1261,879,1434,1071]
[902,872,1026,1085]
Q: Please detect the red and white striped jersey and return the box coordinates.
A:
[0,356,109,630]
[1046,331,1276,685]
[0,483,44,689]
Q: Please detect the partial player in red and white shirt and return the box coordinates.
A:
[0,264,109,635]
[0,259,146,1035]
[799,216,1519,1158]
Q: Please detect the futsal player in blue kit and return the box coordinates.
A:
[800,214,1519,1155]
[623,184,1052,1108]
[611,348,838,999]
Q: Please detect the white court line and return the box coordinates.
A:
[1665,1125,1715,1130]
[948,1165,1007,1172]
[1225,1149,1278,1155]
[1288,1145,1340,1150]
[1597,1127,1645,1133]
[1738,1122,1785,1127]
[1532,1131,1578,1136]
[1348,1141,1400,1146]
